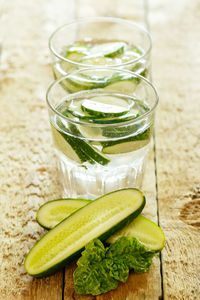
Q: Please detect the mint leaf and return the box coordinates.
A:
[77,239,106,267]
[106,237,156,273]
[73,237,158,295]
[74,263,118,295]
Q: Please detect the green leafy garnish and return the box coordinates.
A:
[73,237,158,295]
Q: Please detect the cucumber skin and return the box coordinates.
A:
[25,189,145,278]
[36,198,90,230]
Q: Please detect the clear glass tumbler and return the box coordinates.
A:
[49,17,152,79]
[46,67,158,199]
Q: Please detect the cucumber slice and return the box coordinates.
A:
[37,199,90,229]
[107,215,165,251]
[90,42,126,58]
[102,127,152,154]
[51,126,84,163]
[81,96,130,118]
[102,139,150,154]
[80,56,114,66]
[36,199,165,251]
[66,73,110,92]
[55,119,110,165]
[53,119,94,164]
[24,188,146,277]
[104,80,138,94]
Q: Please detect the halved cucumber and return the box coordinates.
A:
[25,188,145,277]
[37,199,90,229]
[90,42,126,58]
[107,215,165,251]
[36,198,165,251]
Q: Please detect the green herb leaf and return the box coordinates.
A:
[73,237,158,295]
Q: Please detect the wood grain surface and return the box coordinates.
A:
[0,0,199,299]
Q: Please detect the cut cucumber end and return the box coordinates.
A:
[36,199,91,229]
[24,188,145,277]
[107,215,165,251]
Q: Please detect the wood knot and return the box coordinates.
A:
[180,186,200,227]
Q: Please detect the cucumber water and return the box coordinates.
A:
[53,40,148,87]
[50,90,153,198]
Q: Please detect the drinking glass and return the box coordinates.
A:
[46,67,158,199]
[49,17,152,79]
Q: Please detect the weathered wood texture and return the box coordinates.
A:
[0,0,76,299]
[149,0,200,299]
[1,0,200,299]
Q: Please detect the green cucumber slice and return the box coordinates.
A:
[52,126,83,163]
[55,119,110,165]
[90,42,126,58]
[37,199,90,229]
[107,214,165,251]
[25,188,146,277]
[53,119,94,164]
[36,199,165,251]
[81,96,130,118]
[104,79,138,94]
[102,127,152,154]
[68,122,110,165]
[80,56,114,66]
[102,139,150,154]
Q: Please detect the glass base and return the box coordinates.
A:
[56,147,149,199]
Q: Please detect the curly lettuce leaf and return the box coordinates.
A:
[73,237,158,295]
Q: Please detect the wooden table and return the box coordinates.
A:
[0,0,199,299]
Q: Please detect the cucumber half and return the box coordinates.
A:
[37,199,90,229]
[24,188,145,277]
[107,215,165,251]
[36,198,165,251]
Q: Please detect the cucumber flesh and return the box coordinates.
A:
[104,79,138,94]
[90,42,126,58]
[81,99,129,118]
[102,127,152,154]
[102,139,150,154]
[55,118,110,165]
[107,215,165,251]
[36,199,165,251]
[25,188,145,277]
[37,199,90,229]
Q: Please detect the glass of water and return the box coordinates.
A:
[46,67,158,199]
[49,17,152,79]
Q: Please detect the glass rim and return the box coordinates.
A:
[48,16,152,68]
[46,67,159,128]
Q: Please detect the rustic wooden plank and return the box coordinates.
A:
[63,1,162,299]
[149,0,200,299]
[0,0,77,299]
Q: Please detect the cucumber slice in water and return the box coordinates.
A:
[90,42,126,58]
[36,198,165,251]
[37,199,90,229]
[102,139,150,154]
[102,127,152,154]
[25,188,145,277]
[81,95,130,118]
[55,119,110,165]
